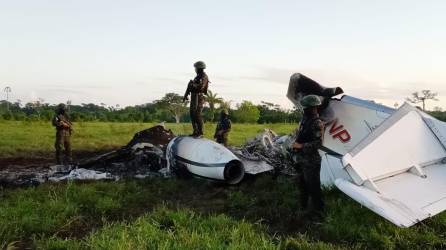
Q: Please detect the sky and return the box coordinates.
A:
[1,0,446,110]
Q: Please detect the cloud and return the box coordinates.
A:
[239,67,292,84]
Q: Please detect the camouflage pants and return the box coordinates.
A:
[55,129,72,164]
[190,94,204,136]
[216,132,229,147]
[294,154,324,212]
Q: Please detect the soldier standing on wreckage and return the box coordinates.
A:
[214,109,231,146]
[52,103,73,165]
[292,95,325,217]
[183,61,209,137]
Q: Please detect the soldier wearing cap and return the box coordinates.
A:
[52,103,73,164]
[214,109,231,146]
[183,61,209,137]
[292,94,325,215]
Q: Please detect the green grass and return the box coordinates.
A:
[2,121,446,249]
[0,121,295,158]
[2,177,446,249]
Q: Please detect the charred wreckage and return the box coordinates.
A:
[2,73,446,228]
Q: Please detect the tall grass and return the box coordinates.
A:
[1,176,446,249]
[0,121,296,158]
[2,121,446,249]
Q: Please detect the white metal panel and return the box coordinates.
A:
[166,136,243,182]
[320,153,351,187]
[375,163,446,215]
[175,137,238,164]
[343,106,446,184]
[335,103,446,227]
[336,162,446,227]
[322,98,391,155]
[241,160,274,175]
[335,178,421,227]
[186,164,225,180]
[423,116,446,149]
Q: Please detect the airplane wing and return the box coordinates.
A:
[287,73,446,227]
[339,103,446,227]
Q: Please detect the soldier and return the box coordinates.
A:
[183,61,209,137]
[292,95,325,216]
[214,109,231,146]
[52,103,73,165]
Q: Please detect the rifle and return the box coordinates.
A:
[183,80,193,102]
[57,115,73,134]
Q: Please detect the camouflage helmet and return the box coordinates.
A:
[300,95,322,109]
[56,103,66,111]
[221,109,229,115]
[194,61,206,69]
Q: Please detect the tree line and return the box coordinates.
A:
[0,92,301,124]
[1,90,444,123]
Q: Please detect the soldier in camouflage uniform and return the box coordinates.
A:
[183,61,209,137]
[292,95,325,214]
[214,109,231,146]
[52,104,73,165]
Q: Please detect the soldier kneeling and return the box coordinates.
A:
[214,109,231,147]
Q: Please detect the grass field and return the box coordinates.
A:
[1,121,446,249]
[0,121,295,159]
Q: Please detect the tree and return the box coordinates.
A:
[232,101,260,123]
[155,93,188,123]
[433,106,443,112]
[3,87,11,111]
[205,90,223,121]
[257,101,289,123]
[220,100,232,110]
[406,90,438,111]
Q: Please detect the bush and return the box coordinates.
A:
[232,101,260,123]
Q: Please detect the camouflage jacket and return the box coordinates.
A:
[215,117,231,137]
[191,72,209,94]
[52,114,72,131]
[295,114,324,156]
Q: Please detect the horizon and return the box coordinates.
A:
[1,1,446,110]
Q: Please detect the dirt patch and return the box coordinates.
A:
[0,157,51,170]
[0,149,119,170]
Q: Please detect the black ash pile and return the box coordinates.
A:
[0,125,175,187]
[0,125,295,187]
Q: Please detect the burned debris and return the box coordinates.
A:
[0,125,281,187]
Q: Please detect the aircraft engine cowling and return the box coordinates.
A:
[166,136,245,184]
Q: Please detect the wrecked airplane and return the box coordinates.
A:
[0,125,276,186]
[288,73,446,227]
[2,72,445,228]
